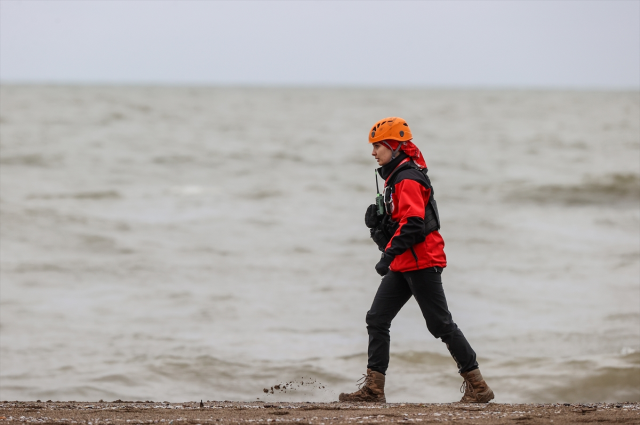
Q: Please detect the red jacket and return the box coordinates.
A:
[372,153,447,272]
[385,178,447,272]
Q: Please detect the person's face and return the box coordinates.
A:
[371,142,393,166]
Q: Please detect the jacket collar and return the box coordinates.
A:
[377,152,409,180]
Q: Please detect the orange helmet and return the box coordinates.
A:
[368,117,412,144]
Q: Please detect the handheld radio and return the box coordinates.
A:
[375,170,384,216]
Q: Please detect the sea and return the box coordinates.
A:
[1,85,638,403]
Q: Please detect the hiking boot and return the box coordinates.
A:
[338,369,386,403]
[459,368,494,403]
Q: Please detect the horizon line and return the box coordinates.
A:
[1,80,639,92]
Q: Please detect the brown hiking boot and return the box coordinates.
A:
[459,368,494,403]
[338,369,386,403]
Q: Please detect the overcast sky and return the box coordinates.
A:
[1,0,639,88]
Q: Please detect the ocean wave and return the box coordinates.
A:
[153,155,197,165]
[391,351,454,367]
[507,173,639,206]
[0,154,62,168]
[27,191,121,200]
[270,152,305,163]
[526,365,640,403]
[241,189,283,200]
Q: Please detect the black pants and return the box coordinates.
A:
[366,267,479,375]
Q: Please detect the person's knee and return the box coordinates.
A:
[366,310,391,332]
[427,320,458,339]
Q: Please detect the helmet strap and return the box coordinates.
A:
[382,141,404,160]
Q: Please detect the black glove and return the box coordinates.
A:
[375,252,394,276]
[365,204,380,228]
[371,228,388,252]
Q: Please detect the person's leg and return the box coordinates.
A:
[366,271,413,375]
[404,267,478,373]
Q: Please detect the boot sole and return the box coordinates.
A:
[459,389,495,404]
[338,394,386,403]
[472,390,494,403]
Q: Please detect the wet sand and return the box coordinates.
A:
[1,401,638,424]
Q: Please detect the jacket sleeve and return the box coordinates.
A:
[385,179,428,258]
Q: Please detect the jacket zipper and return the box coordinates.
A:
[410,247,419,267]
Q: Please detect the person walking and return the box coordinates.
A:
[338,117,494,404]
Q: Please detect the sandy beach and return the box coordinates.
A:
[1,401,639,424]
